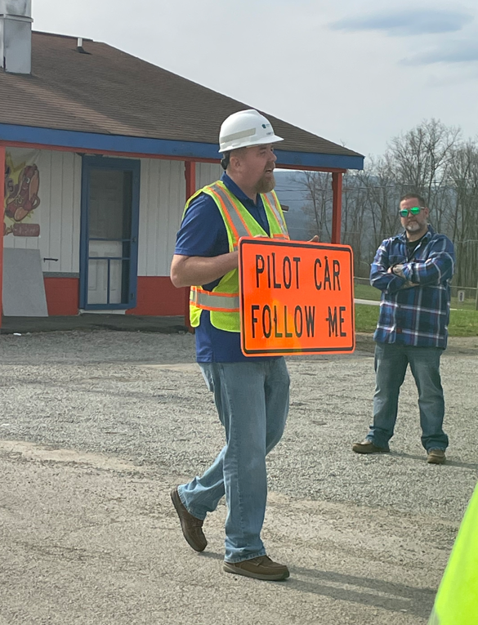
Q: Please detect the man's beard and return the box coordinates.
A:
[405,221,423,233]
[255,172,276,194]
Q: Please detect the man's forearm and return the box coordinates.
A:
[170,252,239,288]
[393,256,454,286]
[371,260,401,292]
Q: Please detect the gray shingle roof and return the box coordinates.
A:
[0,32,363,160]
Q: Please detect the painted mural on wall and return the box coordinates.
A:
[4,150,41,237]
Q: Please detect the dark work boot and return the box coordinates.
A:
[170,487,207,552]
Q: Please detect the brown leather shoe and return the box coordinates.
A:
[223,556,290,581]
[352,440,390,454]
[427,449,446,464]
[170,487,207,552]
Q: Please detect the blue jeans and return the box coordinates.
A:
[367,342,448,451]
[178,358,289,563]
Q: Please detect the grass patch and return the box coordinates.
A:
[450,297,477,310]
[354,304,478,337]
[448,310,478,336]
[354,304,380,333]
[354,283,381,301]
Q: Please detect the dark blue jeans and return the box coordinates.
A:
[179,358,290,563]
[367,342,448,452]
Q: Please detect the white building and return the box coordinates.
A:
[0,1,363,326]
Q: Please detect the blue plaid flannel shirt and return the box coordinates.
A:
[370,226,455,348]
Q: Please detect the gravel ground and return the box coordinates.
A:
[1,330,477,523]
[1,329,478,624]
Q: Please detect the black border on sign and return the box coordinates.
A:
[239,238,355,356]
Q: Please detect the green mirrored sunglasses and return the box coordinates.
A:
[399,206,423,217]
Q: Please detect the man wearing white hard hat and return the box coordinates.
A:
[170,109,291,581]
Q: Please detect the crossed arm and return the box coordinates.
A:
[370,237,455,294]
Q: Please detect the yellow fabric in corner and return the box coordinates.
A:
[429,483,478,624]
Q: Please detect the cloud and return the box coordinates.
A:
[402,40,478,65]
[330,9,472,36]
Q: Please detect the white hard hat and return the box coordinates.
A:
[219,109,283,153]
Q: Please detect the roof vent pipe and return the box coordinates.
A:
[0,0,33,74]
[76,36,89,54]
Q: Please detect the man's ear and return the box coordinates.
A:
[229,152,242,172]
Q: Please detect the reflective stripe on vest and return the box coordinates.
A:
[262,190,289,238]
[428,483,478,624]
[190,287,240,313]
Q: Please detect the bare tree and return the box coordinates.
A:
[449,142,478,286]
[387,119,461,232]
[298,171,332,241]
[293,121,477,285]
[341,169,376,276]
[361,155,402,250]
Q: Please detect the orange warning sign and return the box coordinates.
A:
[239,238,355,356]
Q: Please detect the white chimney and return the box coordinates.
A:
[0,0,33,74]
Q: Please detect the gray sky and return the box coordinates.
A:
[32,0,478,158]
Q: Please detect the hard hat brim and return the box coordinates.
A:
[219,134,284,154]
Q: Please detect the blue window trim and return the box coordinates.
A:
[0,123,364,171]
[80,155,140,310]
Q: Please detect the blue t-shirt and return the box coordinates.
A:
[174,173,274,362]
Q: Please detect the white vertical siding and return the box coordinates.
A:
[60,152,81,274]
[136,160,222,277]
[137,158,186,276]
[196,162,222,189]
[4,148,82,274]
[48,152,64,272]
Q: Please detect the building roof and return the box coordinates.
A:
[0,32,363,170]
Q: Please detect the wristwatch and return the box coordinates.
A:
[391,264,406,279]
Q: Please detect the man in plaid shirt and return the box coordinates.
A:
[353,193,455,464]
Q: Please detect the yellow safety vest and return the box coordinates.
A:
[428,483,478,624]
[185,181,289,332]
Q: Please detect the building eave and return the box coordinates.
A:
[0,124,364,171]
